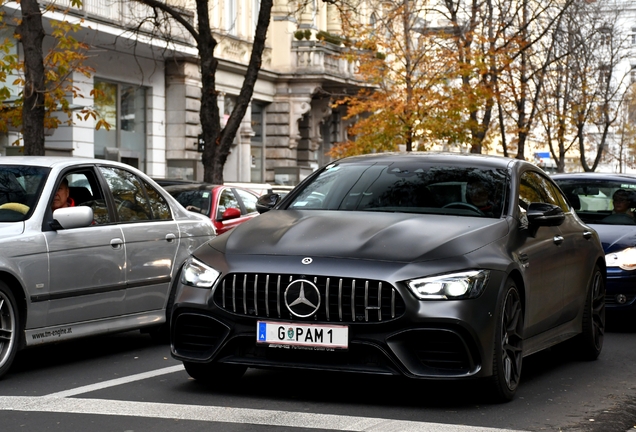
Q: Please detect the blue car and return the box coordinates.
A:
[553,173,636,313]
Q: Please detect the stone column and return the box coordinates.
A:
[326,3,341,34]
[165,59,202,163]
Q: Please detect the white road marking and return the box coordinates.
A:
[0,366,528,432]
[42,364,186,398]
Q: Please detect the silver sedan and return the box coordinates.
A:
[0,157,215,379]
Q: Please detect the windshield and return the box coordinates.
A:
[169,189,213,217]
[554,178,636,225]
[0,165,50,222]
[286,162,509,218]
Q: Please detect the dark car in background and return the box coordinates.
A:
[553,172,636,315]
[170,152,606,402]
[162,183,260,235]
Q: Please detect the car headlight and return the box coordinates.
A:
[406,270,490,300]
[606,248,636,271]
[180,257,220,288]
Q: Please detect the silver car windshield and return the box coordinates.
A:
[0,165,50,222]
[286,162,509,218]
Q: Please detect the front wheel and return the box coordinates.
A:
[574,266,605,360]
[489,280,523,402]
[0,281,20,379]
[183,361,247,387]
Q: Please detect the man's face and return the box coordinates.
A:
[52,183,70,210]
[613,195,630,213]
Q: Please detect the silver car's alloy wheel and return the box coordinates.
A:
[0,282,18,378]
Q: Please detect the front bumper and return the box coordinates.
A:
[605,267,636,311]
[170,270,507,381]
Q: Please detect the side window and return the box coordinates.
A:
[519,171,562,208]
[142,181,172,221]
[216,189,240,219]
[99,166,152,222]
[235,188,257,214]
[63,169,112,225]
[546,181,569,212]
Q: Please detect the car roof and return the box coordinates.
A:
[0,156,136,171]
[552,172,636,182]
[335,152,521,170]
[162,183,224,192]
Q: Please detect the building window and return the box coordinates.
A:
[251,102,266,182]
[94,79,147,170]
[253,0,260,29]
[225,0,237,35]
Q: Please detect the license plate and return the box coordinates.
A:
[257,321,348,349]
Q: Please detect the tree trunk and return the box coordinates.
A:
[17,0,46,156]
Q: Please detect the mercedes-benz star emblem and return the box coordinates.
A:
[284,279,321,318]
[301,257,313,265]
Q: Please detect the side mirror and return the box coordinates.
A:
[220,207,241,221]
[526,202,565,227]
[256,193,281,214]
[50,206,94,230]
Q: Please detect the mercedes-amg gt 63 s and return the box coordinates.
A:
[170,152,606,402]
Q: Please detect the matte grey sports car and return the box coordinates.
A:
[170,152,606,402]
[0,157,215,379]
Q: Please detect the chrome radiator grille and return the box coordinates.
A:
[212,273,406,323]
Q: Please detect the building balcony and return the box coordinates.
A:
[291,40,358,81]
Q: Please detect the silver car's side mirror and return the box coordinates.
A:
[51,206,94,230]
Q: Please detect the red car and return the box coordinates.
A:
[163,183,260,234]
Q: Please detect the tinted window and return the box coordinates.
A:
[235,188,258,214]
[285,162,508,218]
[519,172,562,208]
[99,166,152,222]
[170,189,212,216]
[143,181,172,220]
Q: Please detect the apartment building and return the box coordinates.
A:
[0,0,368,184]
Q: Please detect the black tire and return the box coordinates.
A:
[489,280,524,402]
[575,266,605,360]
[0,281,20,380]
[183,361,247,387]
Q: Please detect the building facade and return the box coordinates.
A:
[0,0,367,184]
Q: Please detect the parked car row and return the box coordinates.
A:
[0,154,614,404]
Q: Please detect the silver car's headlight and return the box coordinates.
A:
[180,257,220,288]
[406,270,490,300]
[606,248,636,271]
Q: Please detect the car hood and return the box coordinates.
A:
[210,210,509,263]
[591,223,636,254]
[0,222,25,238]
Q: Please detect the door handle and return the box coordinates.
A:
[110,238,123,249]
[583,231,593,239]
[165,233,177,242]
[553,235,564,245]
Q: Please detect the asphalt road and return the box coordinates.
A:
[1,319,636,432]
